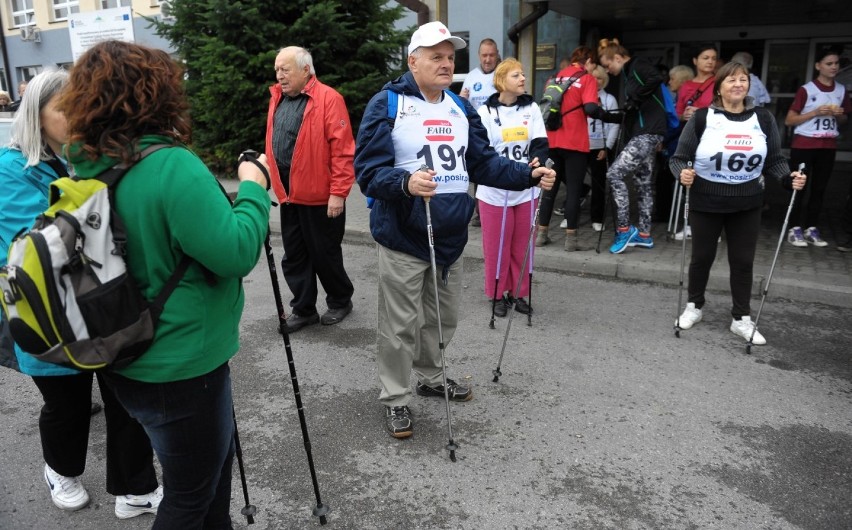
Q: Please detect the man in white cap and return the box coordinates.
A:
[355,21,556,439]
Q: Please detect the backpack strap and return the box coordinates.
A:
[148,255,193,322]
[386,90,398,127]
[44,156,69,179]
[102,144,174,257]
[444,90,470,116]
[558,72,586,117]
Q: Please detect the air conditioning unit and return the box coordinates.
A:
[20,26,40,43]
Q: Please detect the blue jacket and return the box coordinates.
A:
[355,72,537,267]
[0,147,77,376]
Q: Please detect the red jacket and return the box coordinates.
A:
[545,64,599,153]
[265,76,355,205]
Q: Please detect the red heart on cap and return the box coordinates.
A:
[439,28,447,34]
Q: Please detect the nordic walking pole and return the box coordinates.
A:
[674,161,692,338]
[597,111,625,253]
[239,148,329,523]
[668,179,682,241]
[493,159,553,381]
[263,228,330,523]
[746,163,804,354]
[421,164,459,462]
[232,409,257,524]
[489,192,510,329]
[527,187,535,326]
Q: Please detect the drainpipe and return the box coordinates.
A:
[0,10,14,94]
[507,1,548,46]
[396,0,430,26]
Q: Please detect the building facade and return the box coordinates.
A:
[0,0,170,97]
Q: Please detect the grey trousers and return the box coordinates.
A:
[376,244,461,406]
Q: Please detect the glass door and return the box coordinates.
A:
[763,40,810,148]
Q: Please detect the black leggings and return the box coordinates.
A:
[789,148,836,229]
[687,207,761,319]
[538,148,588,229]
[32,372,157,495]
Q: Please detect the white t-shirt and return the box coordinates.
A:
[587,90,620,150]
[390,92,470,195]
[475,100,545,206]
[793,81,846,139]
[694,108,767,184]
[462,67,496,111]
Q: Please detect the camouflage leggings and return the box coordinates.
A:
[606,134,663,234]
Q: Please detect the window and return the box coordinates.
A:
[10,0,35,27]
[18,65,43,84]
[101,0,131,7]
[52,0,80,21]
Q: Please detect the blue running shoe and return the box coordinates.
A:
[628,231,654,249]
[609,226,638,254]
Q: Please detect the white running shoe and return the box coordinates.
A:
[787,227,807,247]
[676,303,702,329]
[592,222,603,232]
[803,227,828,247]
[559,218,568,228]
[730,316,766,345]
[115,485,163,519]
[674,226,692,240]
[44,464,90,511]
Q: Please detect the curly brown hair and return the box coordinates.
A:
[58,40,191,164]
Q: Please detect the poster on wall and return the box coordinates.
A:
[68,7,135,62]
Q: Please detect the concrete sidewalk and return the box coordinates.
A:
[223,162,852,308]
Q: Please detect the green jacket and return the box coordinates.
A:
[68,136,270,382]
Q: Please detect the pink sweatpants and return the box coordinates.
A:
[479,198,538,300]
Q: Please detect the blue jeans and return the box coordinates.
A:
[104,362,235,530]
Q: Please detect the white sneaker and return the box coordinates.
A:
[115,485,163,519]
[44,464,90,511]
[803,227,828,247]
[674,226,692,240]
[730,316,766,345]
[787,227,807,247]
[592,222,603,232]
[675,302,702,329]
[559,218,568,228]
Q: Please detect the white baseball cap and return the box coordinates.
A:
[408,21,467,56]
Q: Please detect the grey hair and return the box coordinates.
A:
[730,51,754,69]
[9,69,68,167]
[279,46,316,76]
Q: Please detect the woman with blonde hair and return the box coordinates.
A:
[668,65,694,98]
[586,65,620,231]
[597,38,667,253]
[476,58,548,316]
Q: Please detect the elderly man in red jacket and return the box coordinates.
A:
[265,46,355,332]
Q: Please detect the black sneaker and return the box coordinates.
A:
[280,312,319,334]
[512,297,532,315]
[385,406,413,438]
[320,301,353,325]
[416,379,473,402]
[838,237,852,253]
[492,297,508,317]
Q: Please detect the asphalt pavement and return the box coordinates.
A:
[1,234,850,529]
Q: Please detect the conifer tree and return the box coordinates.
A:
[155,0,408,173]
